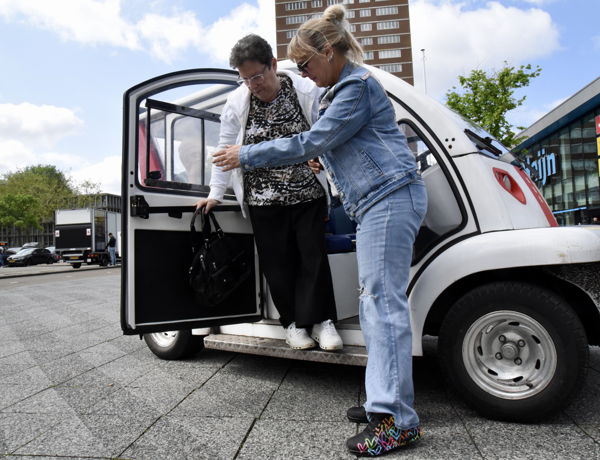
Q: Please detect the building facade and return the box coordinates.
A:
[514,77,600,226]
[274,0,413,83]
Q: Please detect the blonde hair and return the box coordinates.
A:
[288,4,363,64]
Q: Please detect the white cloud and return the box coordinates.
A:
[69,155,122,194]
[0,0,140,50]
[0,103,83,149]
[204,0,276,63]
[411,0,560,99]
[0,0,276,64]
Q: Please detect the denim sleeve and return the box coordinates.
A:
[239,78,371,170]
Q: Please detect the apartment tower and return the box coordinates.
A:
[275,0,413,84]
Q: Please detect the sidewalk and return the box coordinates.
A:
[0,262,120,279]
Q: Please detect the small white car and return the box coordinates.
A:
[121,62,600,422]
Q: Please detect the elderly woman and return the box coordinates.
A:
[195,34,342,351]
[212,6,427,457]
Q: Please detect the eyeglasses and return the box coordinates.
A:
[297,53,316,73]
[237,66,268,86]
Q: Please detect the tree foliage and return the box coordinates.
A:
[0,164,101,228]
[445,63,542,148]
[0,193,41,229]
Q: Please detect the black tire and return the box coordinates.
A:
[143,330,204,360]
[99,255,108,267]
[438,281,588,422]
[72,263,81,269]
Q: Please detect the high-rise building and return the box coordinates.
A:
[274,0,413,84]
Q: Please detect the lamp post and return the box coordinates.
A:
[420,48,428,94]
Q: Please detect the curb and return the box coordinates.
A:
[0,265,120,280]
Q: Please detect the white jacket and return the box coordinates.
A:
[207,69,329,217]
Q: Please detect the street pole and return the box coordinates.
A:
[420,48,428,94]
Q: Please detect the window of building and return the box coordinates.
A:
[378,63,402,72]
[377,20,399,30]
[312,0,322,6]
[378,34,401,44]
[286,30,298,39]
[360,37,373,45]
[286,15,309,24]
[349,23,356,32]
[285,1,307,10]
[364,51,374,60]
[342,0,355,4]
[376,6,398,15]
[346,9,355,18]
[359,0,370,3]
[359,8,372,16]
[327,0,340,5]
[379,49,401,59]
[360,23,373,31]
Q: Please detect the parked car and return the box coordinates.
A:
[121,61,600,423]
[45,246,61,262]
[6,248,56,266]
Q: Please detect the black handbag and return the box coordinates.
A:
[188,209,251,307]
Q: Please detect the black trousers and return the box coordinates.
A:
[248,197,337,328]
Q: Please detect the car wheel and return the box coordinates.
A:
[72,263,82,269]
[143,330,204,360]
[438,281,588,422]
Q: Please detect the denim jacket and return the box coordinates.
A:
[239,63,418,219]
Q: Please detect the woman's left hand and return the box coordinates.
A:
[212,145,241,171]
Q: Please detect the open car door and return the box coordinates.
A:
[121,69,261,335]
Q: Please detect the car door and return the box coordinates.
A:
[121,69,261,335]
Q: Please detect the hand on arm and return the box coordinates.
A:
[212,145,241,172]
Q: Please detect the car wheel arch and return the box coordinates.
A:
[422,265,600,344]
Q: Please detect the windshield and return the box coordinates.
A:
[15,248,34,256]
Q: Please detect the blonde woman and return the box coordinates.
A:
[213,5,426,456]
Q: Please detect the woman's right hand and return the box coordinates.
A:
[195,198,220,213]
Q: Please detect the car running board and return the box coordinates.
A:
[203,334,367,366]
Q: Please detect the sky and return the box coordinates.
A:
[0,0,598,194]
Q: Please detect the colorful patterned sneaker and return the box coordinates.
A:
[346,413,422,457]
[347,405,368,423]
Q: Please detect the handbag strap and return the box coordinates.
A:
[190,209,224,244]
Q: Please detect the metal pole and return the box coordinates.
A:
[420,48,428,94]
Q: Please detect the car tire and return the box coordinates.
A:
[143,330,204,360]
[438,281,588,422]
[72,263,82,269]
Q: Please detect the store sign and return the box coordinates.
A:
[595,115,600,135]
[522,148,558,186]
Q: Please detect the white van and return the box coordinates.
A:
[121,62,600,422]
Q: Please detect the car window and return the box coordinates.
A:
[136,82,237,195]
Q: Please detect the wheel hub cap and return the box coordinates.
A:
[462,310,557,400]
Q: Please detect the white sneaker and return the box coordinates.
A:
[285,322,317,350]
[311,319,343,351]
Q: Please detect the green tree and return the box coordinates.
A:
[0,193,41,229]
[0,165,103,228]
[0,165,78,221]
[445,63,542,148]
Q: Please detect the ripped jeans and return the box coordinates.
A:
[355,180,427,429]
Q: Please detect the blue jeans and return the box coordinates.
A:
[355,180,427,429]
[108,247,116,265]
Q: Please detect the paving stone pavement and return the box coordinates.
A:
[1,269,600,459]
